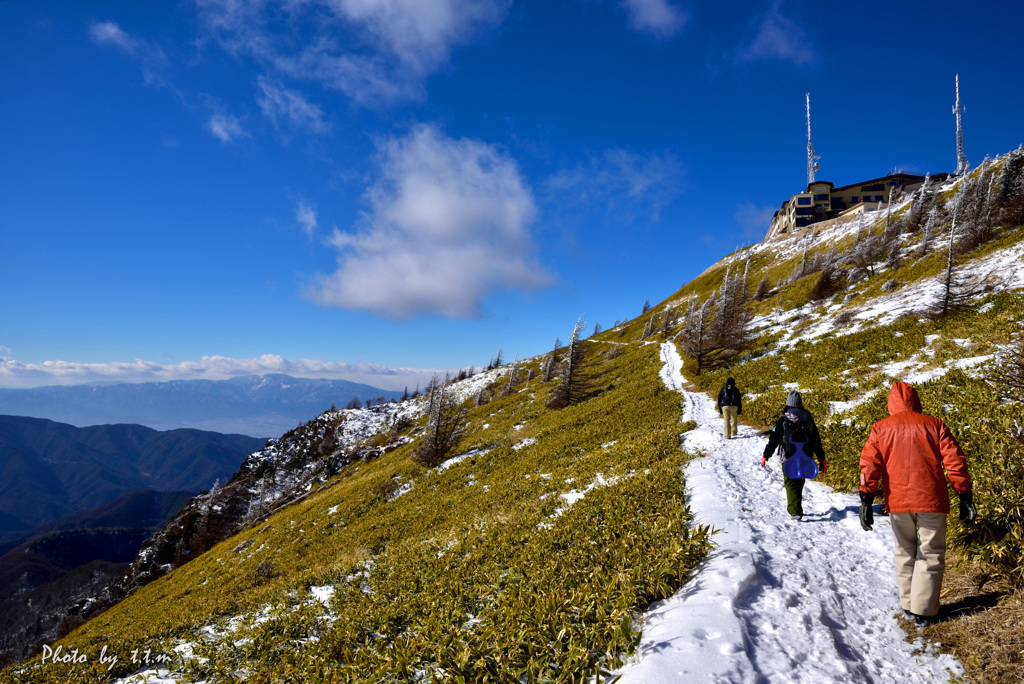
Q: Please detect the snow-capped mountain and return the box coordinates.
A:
[0,374,406,438]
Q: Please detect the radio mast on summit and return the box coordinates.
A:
[953,75,969,176]
[806,93,821,185]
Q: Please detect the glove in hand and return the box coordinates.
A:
[760,456,767,468]
[820,458,828,474]
[859,491,875,531]
[959,491,977,525]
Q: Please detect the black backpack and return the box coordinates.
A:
[779,410,810,457]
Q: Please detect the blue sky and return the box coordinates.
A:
[2,0,1022,391]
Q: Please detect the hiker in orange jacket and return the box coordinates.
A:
[859,381,976,626]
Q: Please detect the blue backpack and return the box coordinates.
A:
[780,411,818,480]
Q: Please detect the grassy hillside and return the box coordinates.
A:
[5,151,1024,683]
[3,340,712,683]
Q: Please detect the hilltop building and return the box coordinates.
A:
[763,172,949,241]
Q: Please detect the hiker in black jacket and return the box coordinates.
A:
[761,391,827,520]
[716,377,742,439]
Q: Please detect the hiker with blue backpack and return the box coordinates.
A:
[761,391,828,520]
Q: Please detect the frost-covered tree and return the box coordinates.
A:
[753,276,771,301]
[543,337,562,382]
[928,209,991,319]
[413,373,467,468]
[547,316,595,408]
[917,208,939,260]
[998,146,1024,226]
[501,354,521,397]
[676,287,756,376]
[986,324,1024,403]
[951,164,998,254]
[676,298,715,376]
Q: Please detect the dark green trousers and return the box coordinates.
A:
[784,474,806,516]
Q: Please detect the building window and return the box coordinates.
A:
[797,197,812,205]
[813,193,829,201]
[874,195,884,202]
[851,196,860,203]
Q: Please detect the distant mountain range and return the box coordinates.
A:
[0,415,264,541]
[0,374,405,437]
[0,489,193,665]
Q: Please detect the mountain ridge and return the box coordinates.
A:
[0,374,406,438]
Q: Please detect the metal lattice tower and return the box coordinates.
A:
[954,75,969,175]
[806,93,821,185]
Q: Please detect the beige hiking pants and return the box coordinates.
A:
[722,405,739,439]
[890,512,947,617]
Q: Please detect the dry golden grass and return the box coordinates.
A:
[899,551,1024,683]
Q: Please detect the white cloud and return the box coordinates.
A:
[734,202,777,241]
[88,20,168,84]
[296,200,318,237]
[547,148,685,222]
[621,0,688,39]
[194,0,512,105]
[733,1,816,68]
[257,77,329,134]
[207,113,248,142]
[0,353,444,391]
[307,124,550,319]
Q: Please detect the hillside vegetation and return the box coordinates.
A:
[4,149,1024,683]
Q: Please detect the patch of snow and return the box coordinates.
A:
[310,585,335,607]
[512,438,536,451]
[436,448,490,472]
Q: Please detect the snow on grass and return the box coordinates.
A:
[612,344,965,682]
[436,447,491,472]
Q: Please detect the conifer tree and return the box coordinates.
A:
[928,208,991,319]
[413,373,467,468]
[986,324,1024,403]
[547,317,594,408]
[501,354,521,396]
[543,337,563,382]
[753,276,771,301]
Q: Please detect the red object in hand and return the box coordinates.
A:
[761,456,767,468]
[821,459,828,474]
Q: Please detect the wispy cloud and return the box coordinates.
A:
[207,112,248,142]
[0,353,444,391]
[88,20,169,84]
[547,148,685,223]
[621,0,689,39]
[295,200,318,237]
[194,0,513,105]
[257,77,329,134]
[734,202,777,241]
[307,124,551,319]
[733,0,816,68]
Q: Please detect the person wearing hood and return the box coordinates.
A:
[761,390,827,520]
[859,381,976,627]
[717,377,743,439]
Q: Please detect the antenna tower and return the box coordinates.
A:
[806,93,820,185]
[954,75,969,175]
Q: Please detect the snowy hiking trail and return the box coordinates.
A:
[612,343,965,683]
